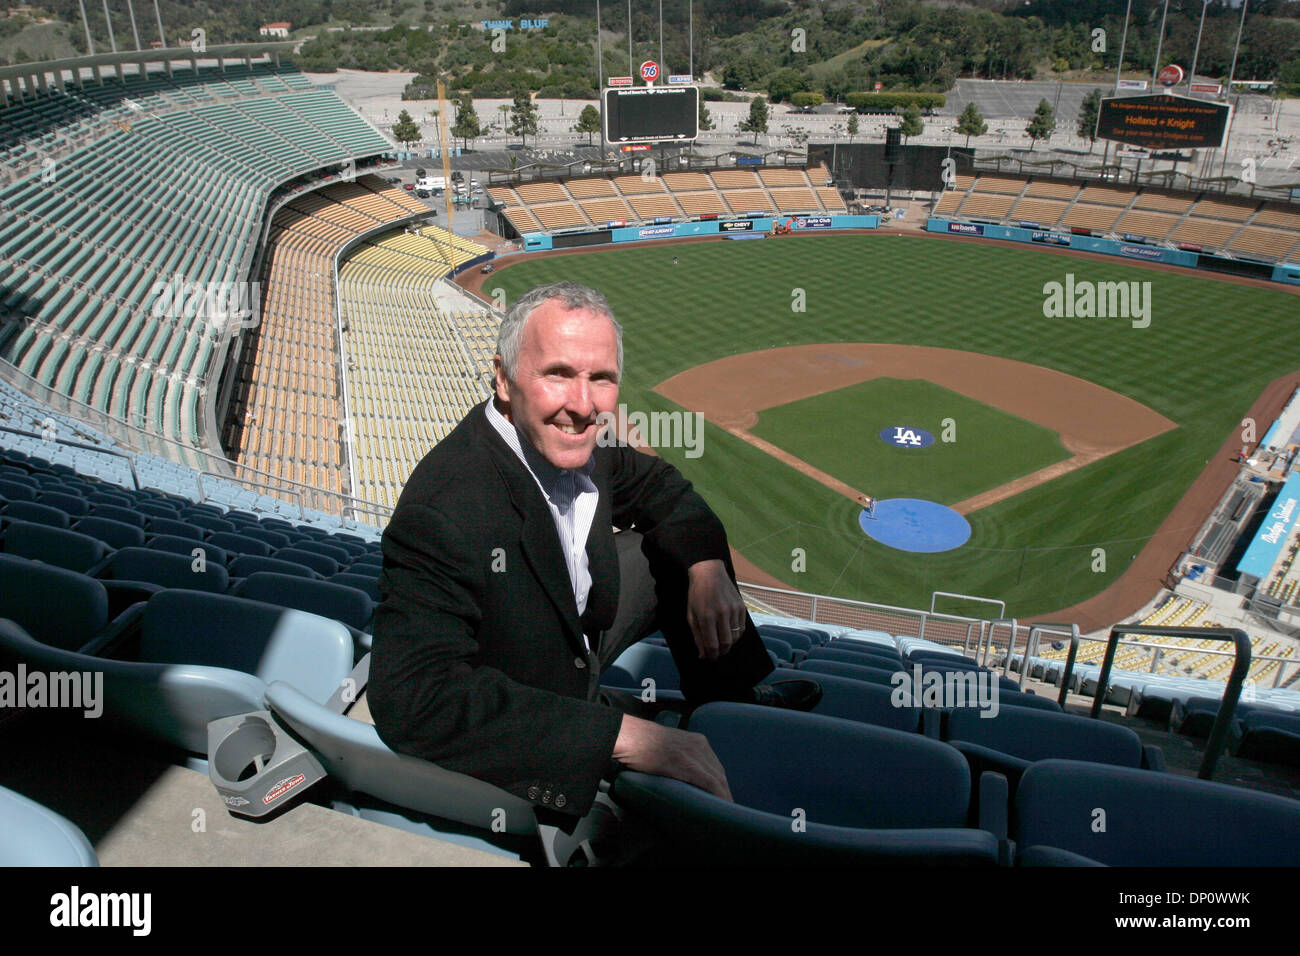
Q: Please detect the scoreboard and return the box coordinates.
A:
[1097,94,1232,150]
[603,86,699,144]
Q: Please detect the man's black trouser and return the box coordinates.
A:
[592,530,775,719]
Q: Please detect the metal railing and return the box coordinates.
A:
[1091,624,1252,780]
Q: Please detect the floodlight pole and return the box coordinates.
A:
[596,0,606,156]
[1187,0,1210,95]
[1217,0,1249,180]
[1150,0,1170,88]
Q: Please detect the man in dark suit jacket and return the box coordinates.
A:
[369,281,816,820]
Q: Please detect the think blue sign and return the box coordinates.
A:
[880,426,935,448]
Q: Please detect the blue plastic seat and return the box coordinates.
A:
[274,547,340,577]
[3,500,71,529]
[0,553,112,650]
[1,519,109,573]
[291,539,351,564]
[233,572,374,632]
[799,658,901,687]
[0,591,354,754]
[610,702,1000,866]
[93,546,229,593]
[206,531,272,557]
[331,571,381,601]
[36,490,88,516]
[147,534,229,567]
[88,503,145,527]
[1014,759,1300,866]
[602,641,681,692]
[145,516,205,541]
[943,706,1162,799]
[0,784,98,866]
[229,554,322,581]
[73,515,147,550]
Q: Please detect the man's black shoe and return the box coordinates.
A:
[750,679,822,712]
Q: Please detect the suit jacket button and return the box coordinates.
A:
[573,656,586,669]
[541,790,552,804]
[554,794,567,808]
[526,786,540,800]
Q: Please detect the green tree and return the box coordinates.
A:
[572,103,601,145]
[1077,88,1101,153]
[451,93,482,150]
[508,89,540,148]
[822,69,851,104]
[766,67,809,104]
[1026,98,1056,150]
[698,98,714,132]
[847,113,859,144]
[899,102,924,144]
[392,108,422,145]
[738,95,769,142]
[955,101,987,147]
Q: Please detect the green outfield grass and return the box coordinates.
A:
[491,234,1300,617]
[750,378,1070,504]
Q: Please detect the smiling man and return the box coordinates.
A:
[369,281,819,821]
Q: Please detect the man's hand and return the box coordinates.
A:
[613,714,733,801]
[686,558,748,661]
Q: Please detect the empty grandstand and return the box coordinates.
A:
[2,41,1300,879]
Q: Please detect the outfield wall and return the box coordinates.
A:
[520,214,880,251]
[927,217,1300,287]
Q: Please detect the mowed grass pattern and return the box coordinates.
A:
[750,378,1070,504]
[492,234,1299,616]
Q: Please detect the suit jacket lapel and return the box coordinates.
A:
[474,405,587,653]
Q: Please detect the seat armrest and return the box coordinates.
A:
[1141,744,1166,772]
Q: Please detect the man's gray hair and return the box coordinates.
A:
[496,281,623,383]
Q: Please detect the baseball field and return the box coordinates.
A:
[487,233,1300,619]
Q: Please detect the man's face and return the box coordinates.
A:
[494,299,620,471]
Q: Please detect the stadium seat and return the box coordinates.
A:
[601,641,681,692]
[291,539,351,565]
[0,590,354,755]
[263,679,612,865]
[183,513,237,536]
[0,479,38,501]
[610,703,1000,866]
[145,516,205,541]
[1013,759,1300,866]
[92,546,229,593]
[204,531,272,557]
[229,554,322,581]
[1,519,109,573]
[0,783,98,866]
[238,527,293,550]
[88,503,146,527]
[799,658,901,687]
[73,516,147,550]
[1230,710,1300,766]
[778,671,921,732]
[36,490,88,517]
[331,571,381,602]
[233,572,375,632]
[943,707,1163,802]
[807,646,903,669]
[0,553,113,651]
[275,547,339,577]
[2,500,71,529]
[146,534,229,567]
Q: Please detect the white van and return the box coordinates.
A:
[415,173,445,196]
